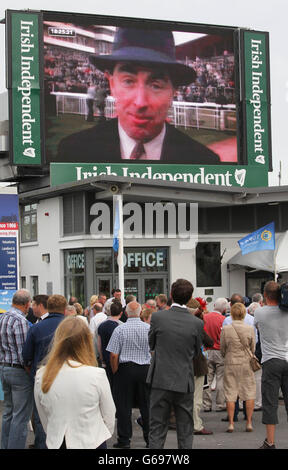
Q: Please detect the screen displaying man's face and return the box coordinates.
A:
[107,63,175,142]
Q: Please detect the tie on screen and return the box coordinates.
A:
[130,141,145,160]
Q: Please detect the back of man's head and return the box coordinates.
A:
[214,297,229,314]
[93,302,103,314]
[264,281,280,304]
[33,294,49,310]
[230,293,244,306]
[247,302,260,316]
[252,293,263,304]
[48,295,68,314]
[125,295,136,304]
[156,294,168,306]
[171,279,193,305]
[110,301,123,317]
[12,289,31,307]
[126,301,141,317]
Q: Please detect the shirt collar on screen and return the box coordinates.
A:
[118,122,166,160]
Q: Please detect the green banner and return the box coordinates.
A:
[10,11,42,165]
[244,31,270,169]
[50,163,268,188]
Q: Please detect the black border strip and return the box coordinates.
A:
[239,29,248,166]
[42,10,237,35]
[264,31,273,172]
[233,28,243,166]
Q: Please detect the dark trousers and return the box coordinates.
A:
[262,358,288,424]
[234,398,247,420]
[114,362,150,445]
[149,388,194,449]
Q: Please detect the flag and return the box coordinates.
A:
[238,222,275,255]
[113,198,120,253]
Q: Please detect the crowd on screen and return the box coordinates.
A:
[44,46,235,104]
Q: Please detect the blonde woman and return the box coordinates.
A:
[84,295,99,322]
[74,302,88,324]
[220,302,256,433]
[34,316,115,449]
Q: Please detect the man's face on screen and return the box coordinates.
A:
[107,63,175,142]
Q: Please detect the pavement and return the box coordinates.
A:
[0,393,287,450]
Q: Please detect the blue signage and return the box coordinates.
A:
[0,191,19,313]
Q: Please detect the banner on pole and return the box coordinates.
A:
[238,222,275,255]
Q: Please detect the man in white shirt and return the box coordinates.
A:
[89,303,107,337]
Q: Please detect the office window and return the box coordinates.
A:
[63,193,85,235]
[21,204,37,242]
[30,276,39,296]
[196,242,222,287]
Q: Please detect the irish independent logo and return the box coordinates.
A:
[19,21,36,158]
[11,13,41,165]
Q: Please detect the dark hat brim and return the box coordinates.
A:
[89,46,196,86]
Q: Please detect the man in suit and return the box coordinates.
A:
[56,28,220,165]
[147,278,204,449]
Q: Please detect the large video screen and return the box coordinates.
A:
[6,10,271,188]
[42,16,238,166]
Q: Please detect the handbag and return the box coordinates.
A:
[249,355,262,372]
[231,324,261,372]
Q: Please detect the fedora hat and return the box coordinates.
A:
[89,27,196,86]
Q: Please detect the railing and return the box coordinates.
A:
[51,92,236,132]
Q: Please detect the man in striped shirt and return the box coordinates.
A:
[0,289,34,449]
[107,301,151,449]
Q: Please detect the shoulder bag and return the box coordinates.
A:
[231,324,261,372]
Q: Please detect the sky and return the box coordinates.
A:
[0,0,288,186]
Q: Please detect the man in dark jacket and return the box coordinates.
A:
[147,279,204,449]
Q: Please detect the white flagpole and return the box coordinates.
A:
[274,245,277,281]
[115,194,124,300]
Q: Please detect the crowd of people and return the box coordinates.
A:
[0,279,287,450]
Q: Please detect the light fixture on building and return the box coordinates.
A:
[42,253,50,263]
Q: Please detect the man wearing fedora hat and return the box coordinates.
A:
[57,27,220,164]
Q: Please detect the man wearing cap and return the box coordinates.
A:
[57,28,220,165]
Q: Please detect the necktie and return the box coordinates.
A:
[130,141,145,160]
